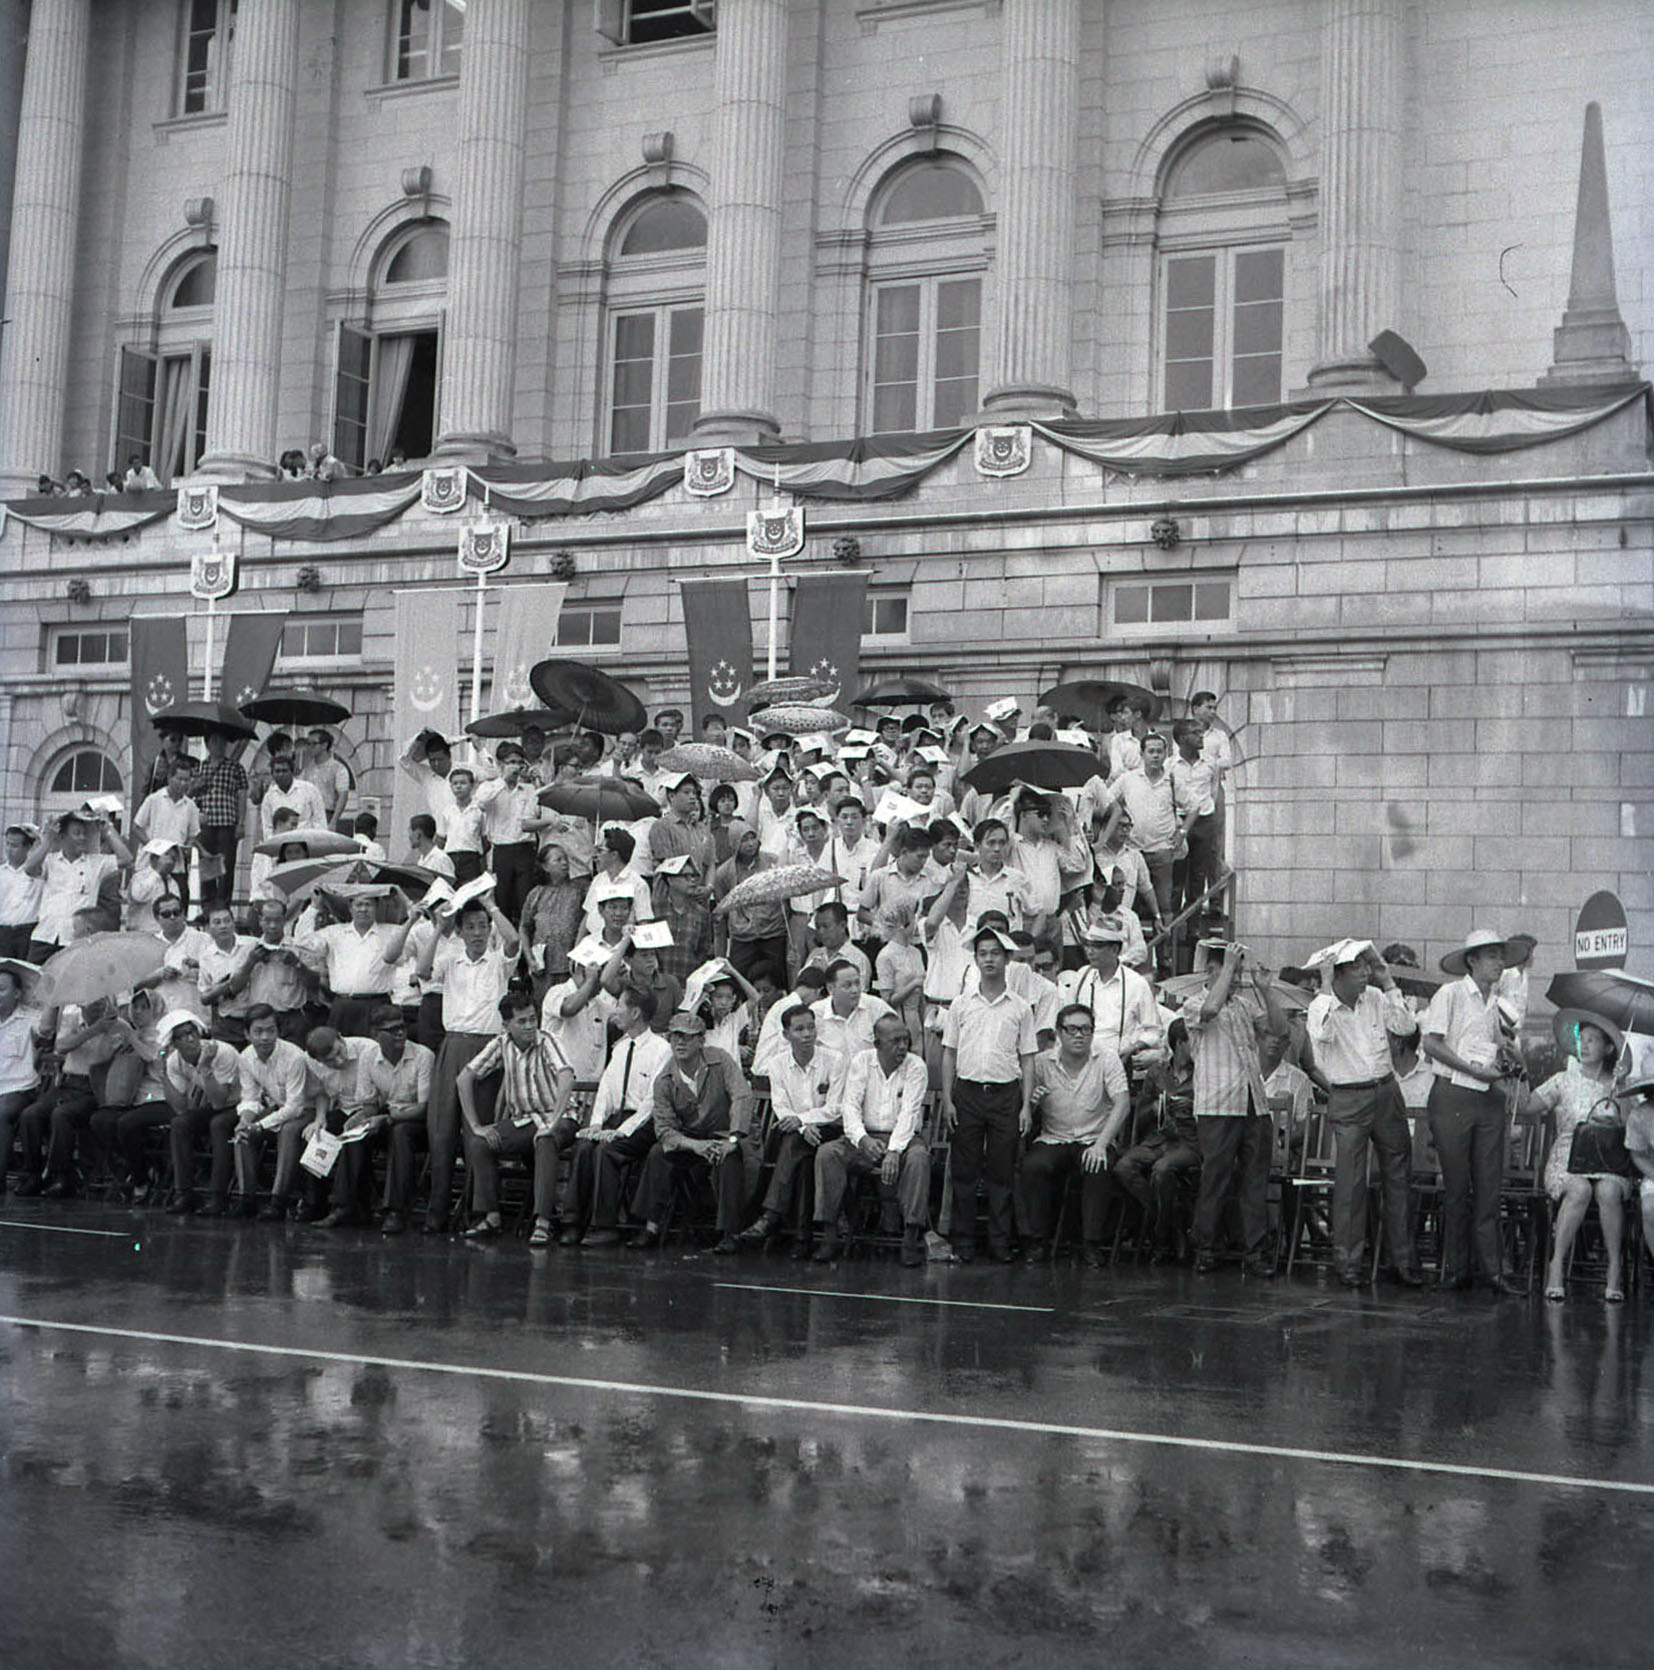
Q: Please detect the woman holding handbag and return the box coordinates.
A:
[1526,1008,1632,1302]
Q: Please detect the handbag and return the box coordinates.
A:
[1566,1100,1635,1177]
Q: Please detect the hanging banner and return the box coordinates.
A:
[746,504,804,560]
[421,466,468,515]
[189,546,238,601]
[129,616,190,808]
[176,483,219,531]
[680,578,754,728]
[788,570,868,709]
[684,448,736,497]
[491,582,569,711]
[974,425,1032,477]
[218,613,287,713]
[390,588,464,850]
[459,520,511,575]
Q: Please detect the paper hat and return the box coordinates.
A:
[984,697,1020,724]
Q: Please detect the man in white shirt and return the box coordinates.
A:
[329,1006,435,1235]
[1169,721,1221,916]
[940,928,1038,1263]
[0,963,42,1196]
[1101,734,1179,927]
[1058,918,1165,1069]
[301,729,353,826]
[25,809,130,955]
[823,800,883,933]
[299,1025,375,1223]
[750,966,828,1078]
[810,962,893,1063]
[1007,792,1091,946]
[801,902,872,986]
[0,823,44,957]
[232,1004,320,1220]
[1305,943,1423,1287]
[568,984,672,1245]
[297,890,420,1038]
[405,814,456,880]
[159,1012,243,1216]
[738,1003,845,1252]
[813,1012,931,1266]
[134,768,203,867]
[474,743,551,920]
[255,752,328,841]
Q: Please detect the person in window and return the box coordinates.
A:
[123,454,163,491]
[63,470,93,496]
[306,441,346,481]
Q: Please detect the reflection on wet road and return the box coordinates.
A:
[2,1210,1650,1668]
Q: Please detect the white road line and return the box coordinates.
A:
[5,1312,1652,1499]
[0,1220,134,1240]
[713,1281,1054,1314]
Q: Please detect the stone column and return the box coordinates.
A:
[432,0,532,462]
[981,0,1080,419]
[693,0,788,443]
[1305,0,1403,392]
[0,0,91,495]
[196,0,302,480]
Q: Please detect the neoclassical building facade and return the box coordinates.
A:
[0,0,1650,977]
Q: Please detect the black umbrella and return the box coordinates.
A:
[528,660,647,735]
[465,705,572,740]
[957,741,1104,796]
[238,693,352,728]
[852,675,953,709]
[1039,680,1162,728]
[1545,970,1654,1036]
[537,775,660,822]
[151,700,257,741]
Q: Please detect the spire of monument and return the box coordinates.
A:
[1541,102,1636,385]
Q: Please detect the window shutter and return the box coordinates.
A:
[333,321,372,471]
[114,346,157,471]
[592,0,626,45]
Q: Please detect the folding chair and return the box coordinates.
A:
[1285,1104,1339,1276]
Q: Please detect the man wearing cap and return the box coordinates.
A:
[1181,939,1288,1275]
[1306,943,1425,1287]
[473,745,551,921]
[941,927,1039,1263]
[1021,1002,1132,1266]
[628,1010,757,1252]
[1421,930,1525,1293]
[158,1013,243,1215]
[1058,918,1164,1070]
[24,808,130,957]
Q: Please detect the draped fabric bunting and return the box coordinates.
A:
[4,386,1647,544]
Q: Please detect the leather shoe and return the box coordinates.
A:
[712,1235,741,1255]
[810,1235,839,1264]
[737,1215,779,1246]
[1393,1267,1427,1288]
[900,1229,925,1268]
[1487,1275,1523,1297]
[559,1227,583,1247]
[1024,1242,1053,1265]
[1082,1245,1108,1270]
[952,1242,976,1264]
[584,1228,622,1247]
[258,1197,288,1222]
[13,1175,42,1197]
[380,1212,406,1236]
[989,1246,1015,1265]
[318,1209,357,1229]
[421,1215,448,1235]
[1193,1251,1218,1274]
[167,1193,198,1217]
[1243,1256,1277,1279]
[629,1227,660,1250]
[43,1178,75,1200]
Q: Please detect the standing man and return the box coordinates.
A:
[940,927,1038,1263]
[1101,733,1179,930]
[254,752,327,841]
[0,824,43,958]
[301,729,353,828]
[474,743,550,921]
[25,809,130,957]
[1421,930,1523,1294]
[299,890,419,1039]
[191,727,251,911]
[1058,919,1165,1071]
[1181,939,1287,1275]
[134,761,203,911]
[649,773,715,983]
[1305,943,1425,1287]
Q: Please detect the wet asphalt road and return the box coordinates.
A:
[1,1206,1650,1669]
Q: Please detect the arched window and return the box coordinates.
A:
[113,251,216,486]
[1156,125,1291,410]
[333,222,450,472]
[864,156,989,434]
[40,750,124,823]
[603,193,706,454]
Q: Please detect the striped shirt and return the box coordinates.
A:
[1180,989,1267,1118]
[468,1029,573,1125]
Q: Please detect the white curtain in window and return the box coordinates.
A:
[155,356,195,486]
[367,334,417,465]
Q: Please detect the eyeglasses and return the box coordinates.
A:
[1058,1022,1094,1034]
[156,908,183,920]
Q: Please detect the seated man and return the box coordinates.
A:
[232,1003,319,1220]
[325,1006,434,1234]
[1109,1018,1201,1261]
[301,1025,374,1224]
[161,1012,243,1215]
[1020,1003,1131,1267]
[812,1013,931,1267]
[456,990,576,1247]
[566,984,671,1246]
[738,1002,844,1254]
[627,1010,757,1254]
[0,961,43,1191]
[87,992,172,1202]
[29,987,132,1198]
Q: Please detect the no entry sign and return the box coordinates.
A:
[1574,890,1628,970]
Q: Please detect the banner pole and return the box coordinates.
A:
[469,568,487,726]
[202,596,216,702]
[767,550,780,681]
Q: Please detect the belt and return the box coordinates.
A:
[1329,1075,1394,1092]
[955,1077,1018,1090]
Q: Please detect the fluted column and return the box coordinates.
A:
[693,0,788,443]
[0,0,91,494]
[432,0,531,462]
[1305,0,1403,391]
[981,0,1079,419]
[196,0,301,480]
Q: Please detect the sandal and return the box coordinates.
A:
[1545,1285,1566,1302]
[528,1220,551,1249]
[1605,1287,1625,1304]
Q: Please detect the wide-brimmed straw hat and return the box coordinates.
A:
[1551,1008,1625,1065]
[1439,928,1528,978]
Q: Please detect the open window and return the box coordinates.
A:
[113,252,215,484]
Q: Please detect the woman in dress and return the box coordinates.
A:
[518,841,585,1006]
[1526,1008,1631,1302]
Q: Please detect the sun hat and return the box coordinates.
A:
[666,1009,707,1035]
[1083,917,1128,945]
[1439,928,1511,977]
[1551,1008,1625,1065]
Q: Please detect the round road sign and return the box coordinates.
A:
[1574,890,1628,971]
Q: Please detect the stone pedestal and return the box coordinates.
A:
[196,0,302,480]
[0,0,91,495]
[693,0,788,444]
[432,0,533,462]
[980,0,1079,420]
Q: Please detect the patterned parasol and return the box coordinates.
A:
[39,932,166,1005]
[658,743,761,783]
[748,674,840,711]
[751,705,852,737]
[715,863,846,916]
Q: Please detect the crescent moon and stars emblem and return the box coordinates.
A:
[808,658,840,691]
[410,665,446,712]
[708,660,743,706]
[145,673,175,714]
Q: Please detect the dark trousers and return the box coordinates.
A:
[949,1078,1022,1255]
[815,1133,929,1229]
[762,1125,839,1224]
[235,1120,307,1202]
[1191,1113,1272,1255]
[416,991,446,1054]
[1021,1141,1111,1245]
[1142,848,1176,925]
[463,1118,561,1220]
[1175,813,1220,912]
[0,923,36,959]
[0,1087,37,1178]
[171,1105,237,1201]
[199,824,239,911]
[426,1032,496,1227]
[1328,1080,1417,1277]
[588,1125,659,1228]
[729,933,790,987]
[90,1100,174,1186]
[328,993,392,1040]
[1429,1079,1508,1282]
[631,1134,760,1233]
[1113,1137,1201,1249]
[42,1078,98,1179]
[450,850,484,885]
[489,841,536,923]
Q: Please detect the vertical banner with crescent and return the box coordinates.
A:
[491,582,568,711]
[129,615,190,813]
[218,612,287,712]
[788,571,868,708]
[390,586,463,847]
[680,577,754,728]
